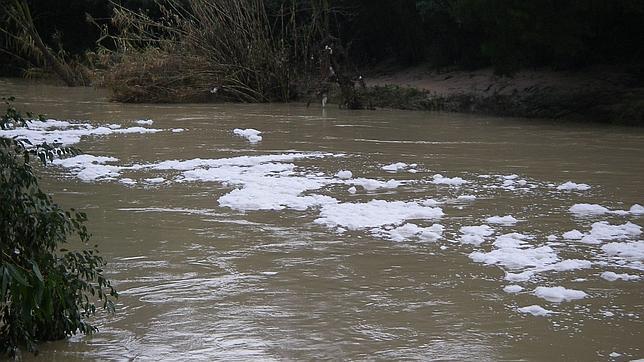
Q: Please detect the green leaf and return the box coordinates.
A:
[1,266,9,298]
[0,98,117,356]
[31,261,44,282]
[6,264,30,287]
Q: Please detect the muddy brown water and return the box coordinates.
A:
[2,79,642,361]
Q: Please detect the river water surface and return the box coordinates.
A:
[2,79,643,361]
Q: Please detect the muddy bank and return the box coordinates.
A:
[360,66,644,125]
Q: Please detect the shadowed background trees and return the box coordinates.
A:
[1,0,643,77]
[415,0,644,74]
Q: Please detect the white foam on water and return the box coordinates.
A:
[381,162,409,172]
[134,153,339,211]
[458,234,484,246]
[349,178,401,191]
[314,199,443,230]
[503,285,523,293]
[372,223,444,242]
[505,270,535,282]
[459,225,494,246]
[630,204,644,215]
[492,233,531,248]
[52,155,122,181]
[233,128,262,143]
[578,221,641,244]
[533,286,587,303]
[147,153,323,171]
[171,128,185,133]
[431,174,467,186]
[612,209,631,216]
[420,199,441,206]
[12,115,643,322]
[456,195,477,201]
[144,177,165,183]
[600,271,640,281]
[119,178,137,185]
[474,232,592,282]
[569,203,611,216]
[461,225,494,237]
[471,244,558,270]
[550,259,592,272]
[111,127,162,135]
[502,179,515,188]
[213,169,333,211]
[136,119,154,125]
[470,233,569,282]
[335,170,353,179]
[517,305,554,316]
[220,186,337,211]
[563,230,584,240]
[602,241,644,260]
[135,152,411,213]
[486,215,519,225]
[557,181,591,191]
[564,221,643,245]
[0,118,163,146]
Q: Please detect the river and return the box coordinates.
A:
[2,78,642,361]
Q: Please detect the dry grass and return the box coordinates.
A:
[103,0,334,103]
[106,49,217,103]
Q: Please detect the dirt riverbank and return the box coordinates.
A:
[360,65,644,125]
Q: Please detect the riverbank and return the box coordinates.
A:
[359,65,644,125]
[5,64,642,126]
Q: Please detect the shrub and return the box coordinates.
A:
[104,0,288,102]
[0,98,117,357]
[103,0,338,103]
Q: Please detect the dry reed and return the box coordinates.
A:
[104,0,336,103]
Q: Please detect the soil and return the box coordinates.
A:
[360,64,644,125]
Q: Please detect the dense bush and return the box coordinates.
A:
[0,98,117,357]
[104,0,286,102]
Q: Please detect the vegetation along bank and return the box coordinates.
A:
[1,0,643,124]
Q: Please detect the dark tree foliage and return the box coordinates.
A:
[265,0,643,73]
[20,0,110,54]
[0,0,160,75]
[0,98,117,357]
[340,0,426,65]
[2,0,644,76]
[307,0,644,73]
[416,0,644,74]
[11,0,161,54]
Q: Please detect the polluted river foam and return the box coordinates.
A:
[2,78,642,361]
